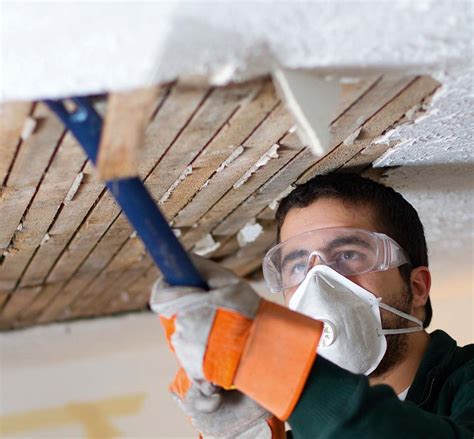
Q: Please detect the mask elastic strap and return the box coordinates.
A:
[374,299,424,335]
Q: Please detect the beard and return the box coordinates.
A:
[369,283,414,378]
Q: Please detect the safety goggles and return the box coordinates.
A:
[263,227,409,294]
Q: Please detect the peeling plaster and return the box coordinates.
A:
[237,221,263,247]
[159,166,193,205]
[233,144,279,189]
[193,234,220,256]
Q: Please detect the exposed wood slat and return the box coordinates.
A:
[173,104,292,228]
[0,102,33,185]
[145,81,260,204]
[18,162,104,288]
[33,82,252,322]
[0,286,42,329]
[0,104,64,251]
[0,134,86,292]
[24,84,208,321]
[161,79,277,219]
[0,74,441,331]
[97,86,161,180]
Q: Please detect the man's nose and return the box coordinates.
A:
[306,252,325,270]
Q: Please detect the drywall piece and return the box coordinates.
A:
[97,86,160,180]
[237,221,263,247]
[193,234,220,256]
[272,68,342,156]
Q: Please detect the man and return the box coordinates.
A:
[151,172,473,438]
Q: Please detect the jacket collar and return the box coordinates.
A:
[407,330,457,406]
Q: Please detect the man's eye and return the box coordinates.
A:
[291,262,307,275]
[338,251,360,261]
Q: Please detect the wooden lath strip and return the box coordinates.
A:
[17,86,170,290]
[145,80,261,204]
[0,102,33,186]
[67,236,150,317]
[32,82,255,323]
[58,75,386,318]
[219,76,440,236]
[97,86,161,180]
[161,79,277,219]
[211,76,441,277]
[0,134,87,292]
[171,76,384,231]
[172,104,292,228]
[183,75,418,247]
[101,264,160,317]
[0,103,65,252]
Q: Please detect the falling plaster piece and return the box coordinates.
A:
[193,233,220,256]
[343,127,362,146]
[172,228,182,238]
[16,223,23,232]
[20,116,37,140]
[237,221,263,247]
[64,172,84,205]
[273,68,341,156]
[233,144,279,189]
[130,231,138,239]
[159,166,193,204]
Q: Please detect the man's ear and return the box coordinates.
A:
[410,266,431,308]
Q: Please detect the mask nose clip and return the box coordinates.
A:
[305,251,326,273]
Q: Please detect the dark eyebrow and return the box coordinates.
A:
[324,236,372,251]
[281,249,309,268]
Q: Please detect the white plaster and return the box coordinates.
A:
[20,116,37,140]
[215,146,245,173]
[63,172,84,205]
[237,221,263,247]
[193,233,220,256]
[233,143,279,189]
[269,184,296,211]
[159,165,193,205]
[2,2,472,102]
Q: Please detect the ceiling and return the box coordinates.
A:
[0,74,441,330]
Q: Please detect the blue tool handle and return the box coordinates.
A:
[45,97,208,290]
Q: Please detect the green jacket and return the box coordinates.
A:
[288,330,474,438]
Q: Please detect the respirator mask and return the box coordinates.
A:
[263,227,423,375]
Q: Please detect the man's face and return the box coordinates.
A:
[280,197,413,377]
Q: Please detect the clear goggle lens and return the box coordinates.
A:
[263,227,409,293]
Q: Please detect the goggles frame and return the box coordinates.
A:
[263,227,410,294]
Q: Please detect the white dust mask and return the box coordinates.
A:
[288,265,423,375]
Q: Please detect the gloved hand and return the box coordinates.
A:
[150,255,323,424]
[168,367,285,438]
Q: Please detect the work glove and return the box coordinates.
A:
[150,255,323,433]
[168,366,285,438]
